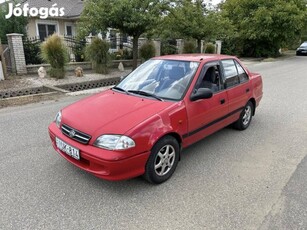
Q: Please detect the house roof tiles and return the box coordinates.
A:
[23,0,84,18]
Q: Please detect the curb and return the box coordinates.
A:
[66,86,113,96]
[44,85,70,93]
[0,77,120,108]
[0,91,63,108]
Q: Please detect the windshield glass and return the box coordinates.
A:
[116,59,199,100]
[300,42,307,48]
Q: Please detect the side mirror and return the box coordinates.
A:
[190,88,213,101]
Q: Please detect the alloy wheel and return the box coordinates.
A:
[154,145,175,176]
[242,105,252,126]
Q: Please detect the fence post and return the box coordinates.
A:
[86,34,94,44]
[138,38,147,49]
[215,40,222,54]
[153,39,161,57]
[0,39,7,80]
[176,39,184,54]
[201,40,204,53]
[6,33,27,75]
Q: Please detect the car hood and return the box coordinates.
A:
[61,90,173,138]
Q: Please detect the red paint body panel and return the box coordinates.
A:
[49,123,150,180]
[61,90,174,141]
[48,54,263,181]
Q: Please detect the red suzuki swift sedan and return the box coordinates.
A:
[49,54,263,184]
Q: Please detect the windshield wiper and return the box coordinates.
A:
[128,90,164,101]
[112,86,129,94]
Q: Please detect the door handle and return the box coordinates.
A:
[246,88,250,93]
[220,99,225,104]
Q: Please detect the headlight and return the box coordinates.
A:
[94,135,135,150]
[54,111,62,128]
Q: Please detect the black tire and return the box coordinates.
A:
[144,136,180,184]
[233,101,254,130]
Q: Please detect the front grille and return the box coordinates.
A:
[61,124,91,144]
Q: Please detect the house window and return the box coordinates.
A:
[65,23,76,37]
[122,34,128,43]
[38,24,56,41]
[66,25,72,36]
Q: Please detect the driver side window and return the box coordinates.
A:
[198,65,223,93]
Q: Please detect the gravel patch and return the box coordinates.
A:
[0,69,131,92]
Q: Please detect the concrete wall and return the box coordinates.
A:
[26,62,92,74]
[26,60,140,74]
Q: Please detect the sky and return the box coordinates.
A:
[0,0,9,4]
[212,0,222,4]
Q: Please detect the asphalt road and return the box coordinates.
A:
[1,56,307,230]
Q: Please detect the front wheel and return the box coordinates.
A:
[233,101,254,130]
[144,136,180,184]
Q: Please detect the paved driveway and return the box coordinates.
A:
[0,56,306,229]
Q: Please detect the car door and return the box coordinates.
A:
[184,62,229,146]
[221,59,251,120]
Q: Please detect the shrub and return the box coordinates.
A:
[204,43,216,54]
[122,48,133,59]
[139,41,156,61]
[23,37,43,65]
[221,37,243,56]
[183,40,196,53]
[161,39,177,55]
[40,34,68,78]
[85,38,111,74]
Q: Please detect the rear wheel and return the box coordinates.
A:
[144,136,180,184]
[233,101,254,130]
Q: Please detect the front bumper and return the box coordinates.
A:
[48,123,150,181]
[296,50,307,55]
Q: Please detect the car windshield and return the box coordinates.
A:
[300,42,307,48]
[115,59,199,101]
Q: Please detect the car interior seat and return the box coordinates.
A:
[201,67,219,92]
[159,66,185,90]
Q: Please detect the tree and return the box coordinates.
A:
[0,1,28,43]
[162,0,233,52]
[221,0,307,57]
[163,0,210,52]
[78,0,165,69]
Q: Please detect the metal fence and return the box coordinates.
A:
[109,36,133,50]
[23,35,135,64]
[2,45,12,73]
[24,36,87,63]
[63,36,87,62]
[23,37,42,65]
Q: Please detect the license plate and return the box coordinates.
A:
[56,137,80,160]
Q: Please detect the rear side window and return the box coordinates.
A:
[221,59,239,88]
[221,59,249,88]
[235,61,249,82]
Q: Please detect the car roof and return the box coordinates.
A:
[152,54,236,63]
